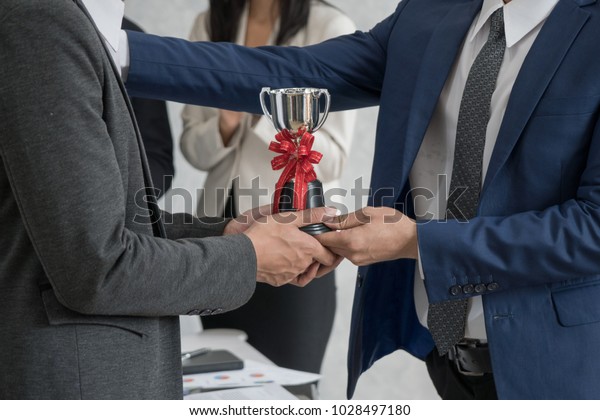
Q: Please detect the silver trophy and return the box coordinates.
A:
[260,87,332,235]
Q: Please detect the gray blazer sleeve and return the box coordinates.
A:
[161,212,230,241]
[0,2,256,316]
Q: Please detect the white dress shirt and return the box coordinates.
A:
[80,0,126,76]
[411,0,559,339]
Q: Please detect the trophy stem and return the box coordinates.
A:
[277,180,332,235]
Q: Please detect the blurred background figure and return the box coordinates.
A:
[123,17,174,196]
[180,0,356,374]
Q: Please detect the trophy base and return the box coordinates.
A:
[300,222,332,236]
[277,180,332,236]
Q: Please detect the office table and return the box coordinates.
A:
[181,328,272,365]
[181,329,317,399]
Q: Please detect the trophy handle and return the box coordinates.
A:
[259,87,273,123]
[313,89,331,132]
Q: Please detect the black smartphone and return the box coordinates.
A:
[182,349,244,375]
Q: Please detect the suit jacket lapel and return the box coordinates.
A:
[389,0,484,207]
[73,0,167,238]
[482,0,592,196]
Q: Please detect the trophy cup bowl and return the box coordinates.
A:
[260,87,332,235]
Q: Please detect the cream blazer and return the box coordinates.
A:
[180,2,357,217]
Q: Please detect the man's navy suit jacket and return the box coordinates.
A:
[126,0,600,399]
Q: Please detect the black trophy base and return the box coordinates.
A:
[277,180,332,235]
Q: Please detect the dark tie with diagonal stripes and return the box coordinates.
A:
[427,8,506,355]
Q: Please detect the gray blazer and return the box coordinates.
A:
[0,0,256,399]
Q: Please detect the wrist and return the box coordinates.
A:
[243,230,266,281]
[409,221,419,259]
[223,219,238,235]
[400,219,419,260]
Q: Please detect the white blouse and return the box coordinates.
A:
[180,1,357,216]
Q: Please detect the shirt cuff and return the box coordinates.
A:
[417,242,425,280]
[119,30,130,81]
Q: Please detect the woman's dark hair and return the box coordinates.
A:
[208,0,327,46]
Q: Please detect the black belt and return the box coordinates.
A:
[448,339,493,376]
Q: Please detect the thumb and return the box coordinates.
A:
[325,208,370,230]
[291,206,338,227]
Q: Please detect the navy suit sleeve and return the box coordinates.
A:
[419,113,600,304]
[125,4,406,113]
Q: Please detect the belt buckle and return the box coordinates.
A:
[449,338,485,377]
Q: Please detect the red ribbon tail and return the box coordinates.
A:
[273,159,298,213]
[294,166,307,210]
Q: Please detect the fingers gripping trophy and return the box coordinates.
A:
[260,87,332,235]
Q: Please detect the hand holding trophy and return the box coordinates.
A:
[259,87,332,235]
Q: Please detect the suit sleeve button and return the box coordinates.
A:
[212,308,224,315]
[487,282,499,291]
[475,284,487,294]
[187,309,201,316]
[199,309,214,316]
[463,284,475,294]
[449,285,462,296]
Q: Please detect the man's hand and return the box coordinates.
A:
[242,207,339,287]
[223,204,272,236]
[317,206,419,266]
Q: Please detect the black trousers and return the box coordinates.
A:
[201,272,336,374]
[425,350,498,399]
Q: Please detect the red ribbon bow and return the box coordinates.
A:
[269,128,323,213]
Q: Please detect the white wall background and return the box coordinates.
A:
[124,0,438,400]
